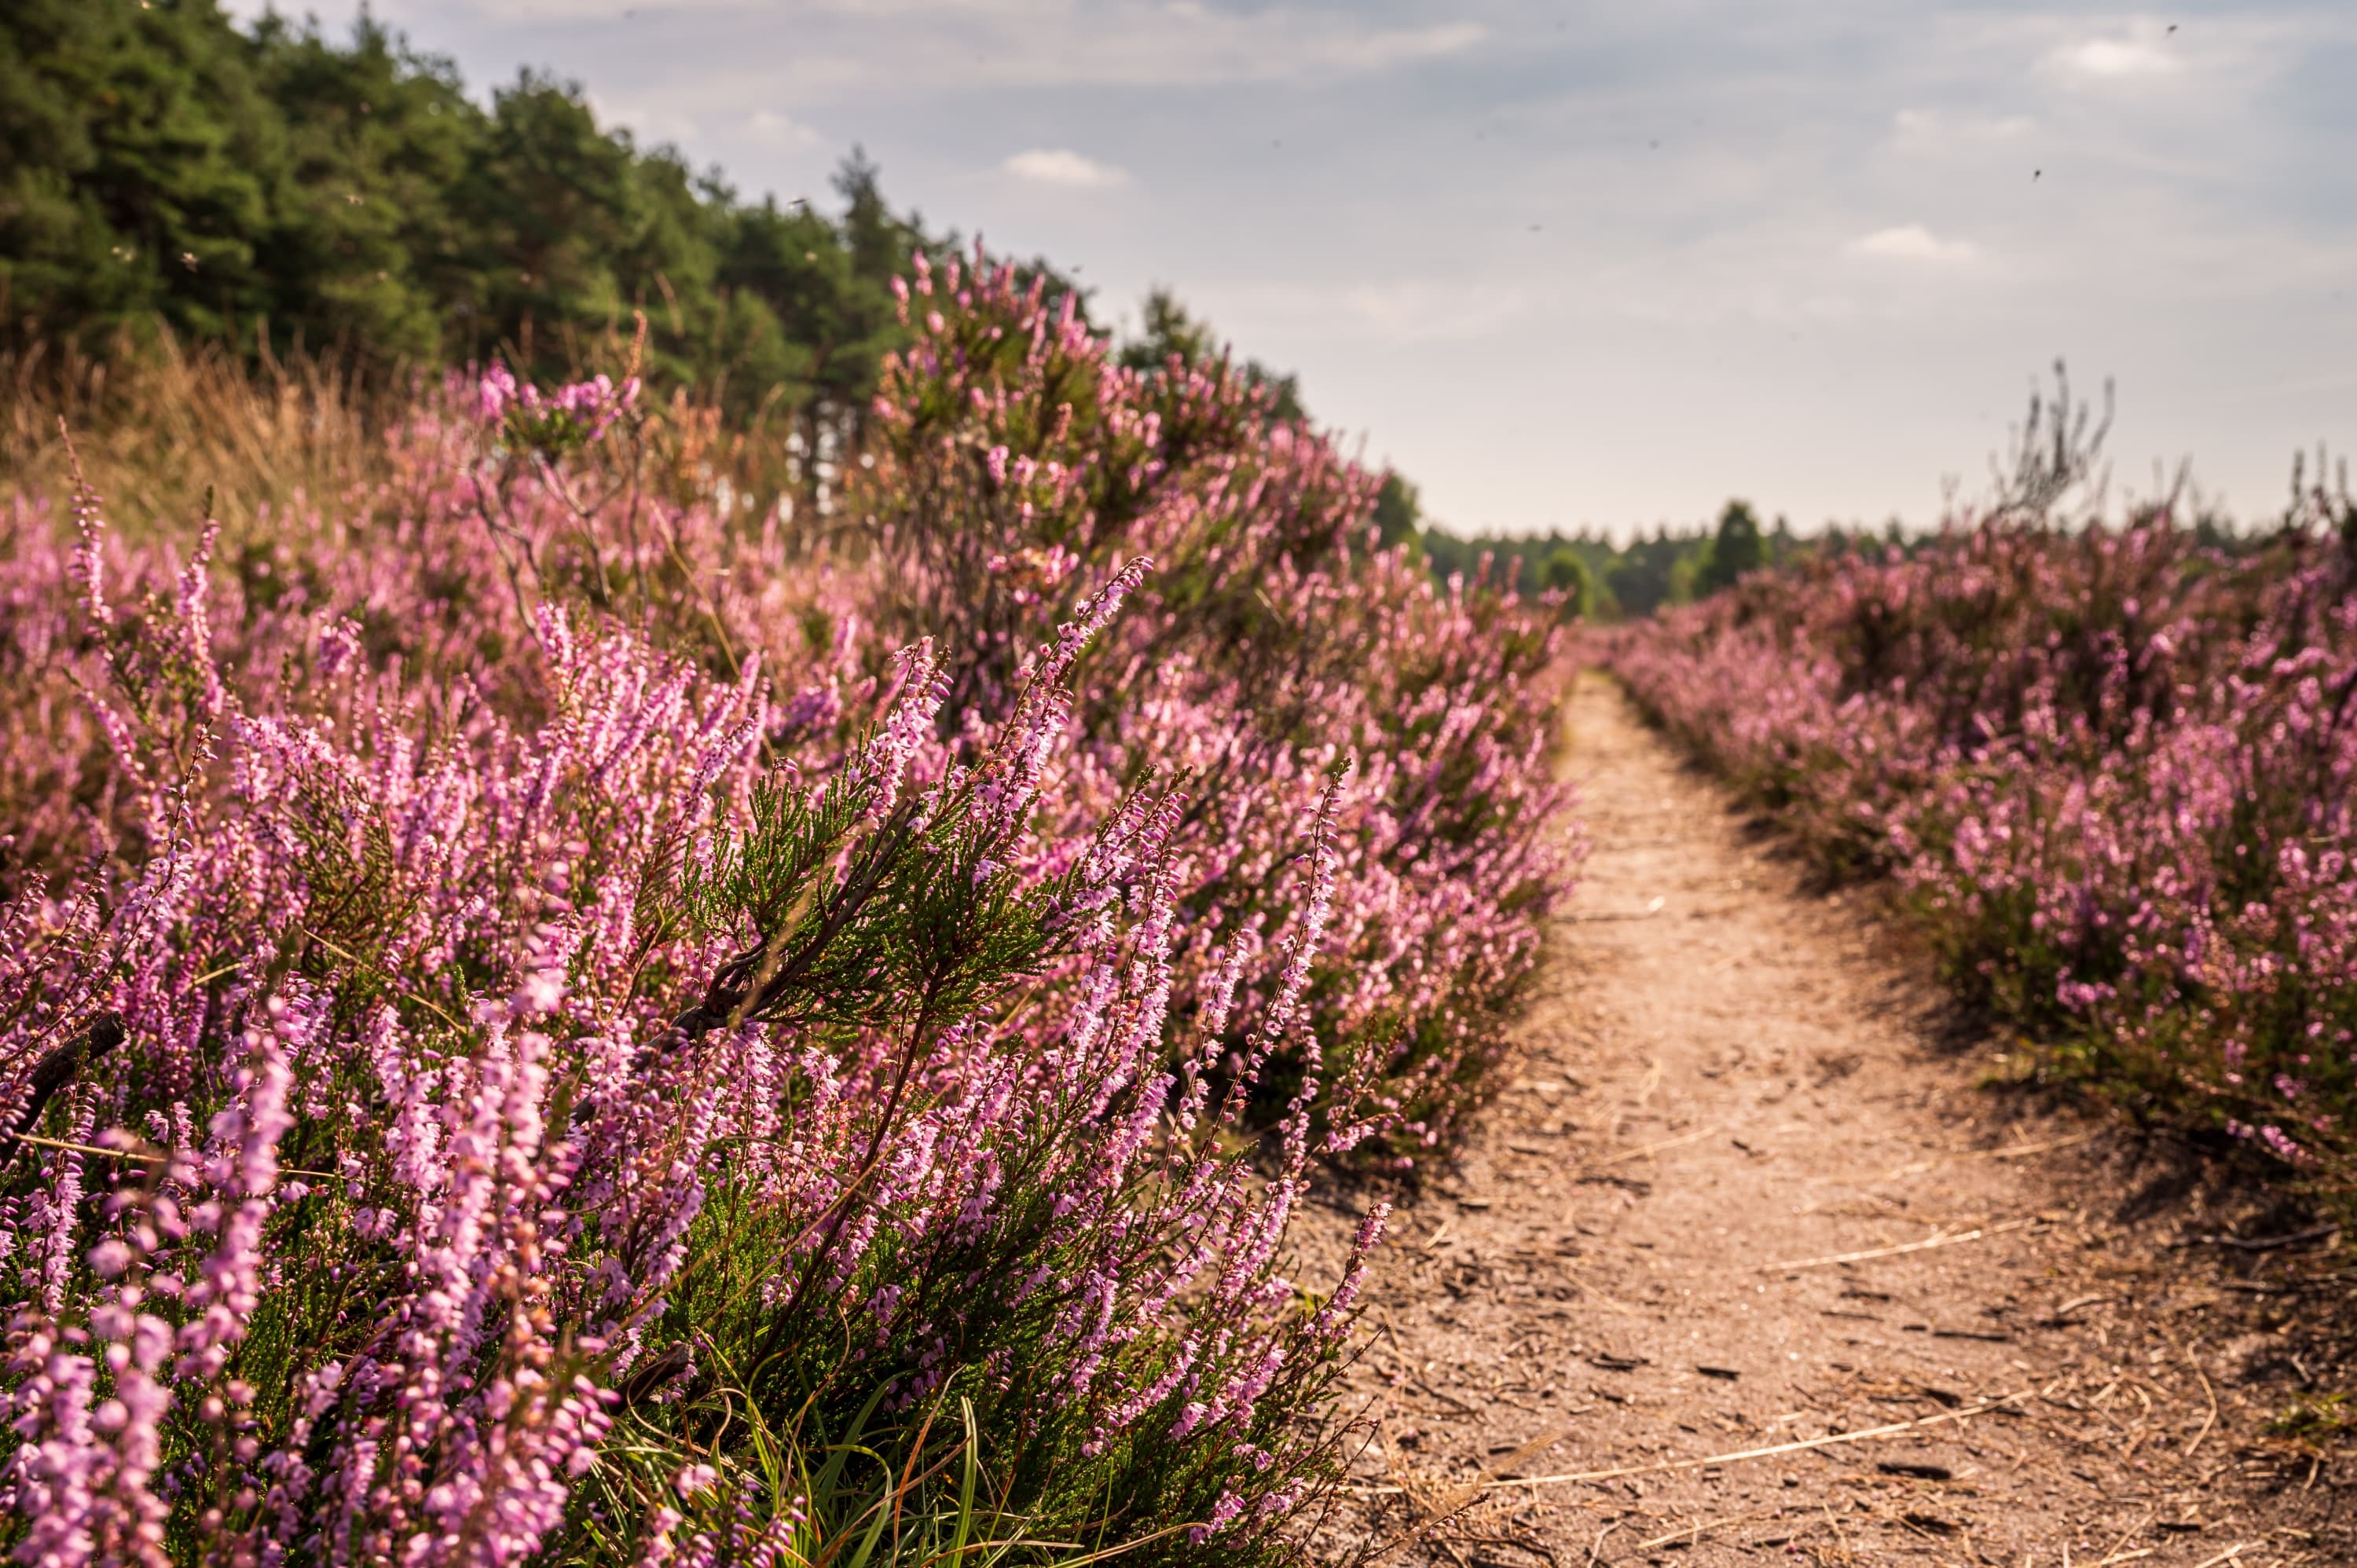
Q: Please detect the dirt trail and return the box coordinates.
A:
[1314,673,2350,1566]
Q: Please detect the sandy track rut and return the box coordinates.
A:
[1309,672,2348,1566]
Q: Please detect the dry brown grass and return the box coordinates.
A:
[2,328,398,537]
[2,327,829,545]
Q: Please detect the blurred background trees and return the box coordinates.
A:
[0,1,995,437]
[1413,500,1815,620]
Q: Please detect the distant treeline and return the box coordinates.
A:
[1395,489,1919,620]
[1409,499,2265,622]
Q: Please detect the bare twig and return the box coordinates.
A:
[2170,1223,2337,1253]
[2185,1545,2255,1568]
[1757,1218,2035,1273]
[3,1134,335,1177]
[1873,1130,2093,1181]
[1347,1390,2031,1496]
[1484,1424,1581,1480]
[2091,1511,2154,1567]
[2043,1294,2115,1325]
[2,1013,125,1163]
[1593,1123,1718,1170]
[10,1132,162,1163]
[1636,1512,1767,1551]
[2172,1332,2220,1458]
[1820,1502,1849,1566]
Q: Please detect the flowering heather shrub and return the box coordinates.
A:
[0,377,864,883]
[1611,493,2357,1196]
[0,487,1389,1563]
[851,250,1575,1153]
[5,291,1573,1154]
[0,273,1575,1559]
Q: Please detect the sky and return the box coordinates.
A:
[229,0,2357,539]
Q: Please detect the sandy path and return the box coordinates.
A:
[1312,672,2349,1566]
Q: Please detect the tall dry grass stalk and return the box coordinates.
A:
[3,328,398,538]
[4,326,840,546]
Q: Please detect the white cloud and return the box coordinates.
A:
[589,97,697,144]
[1332,22,1488,71]
[745,108,824,147]
[2045,24,2185,83]
[1003,148,1131,189]
[1848,225,1978,264]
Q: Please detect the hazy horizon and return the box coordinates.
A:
[229,0,2357,540]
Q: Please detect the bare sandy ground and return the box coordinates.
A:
[1307,672,2352,1567]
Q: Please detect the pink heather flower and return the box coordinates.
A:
[638,1506,685,1568]
[477,363,521,423]
[548,373,641,439]
[512,965,570,1018]
[2258,1124,2311,1163]
[1188,1489,1246,1543]
[176,1016,298,1380]
[857,639,948,823]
